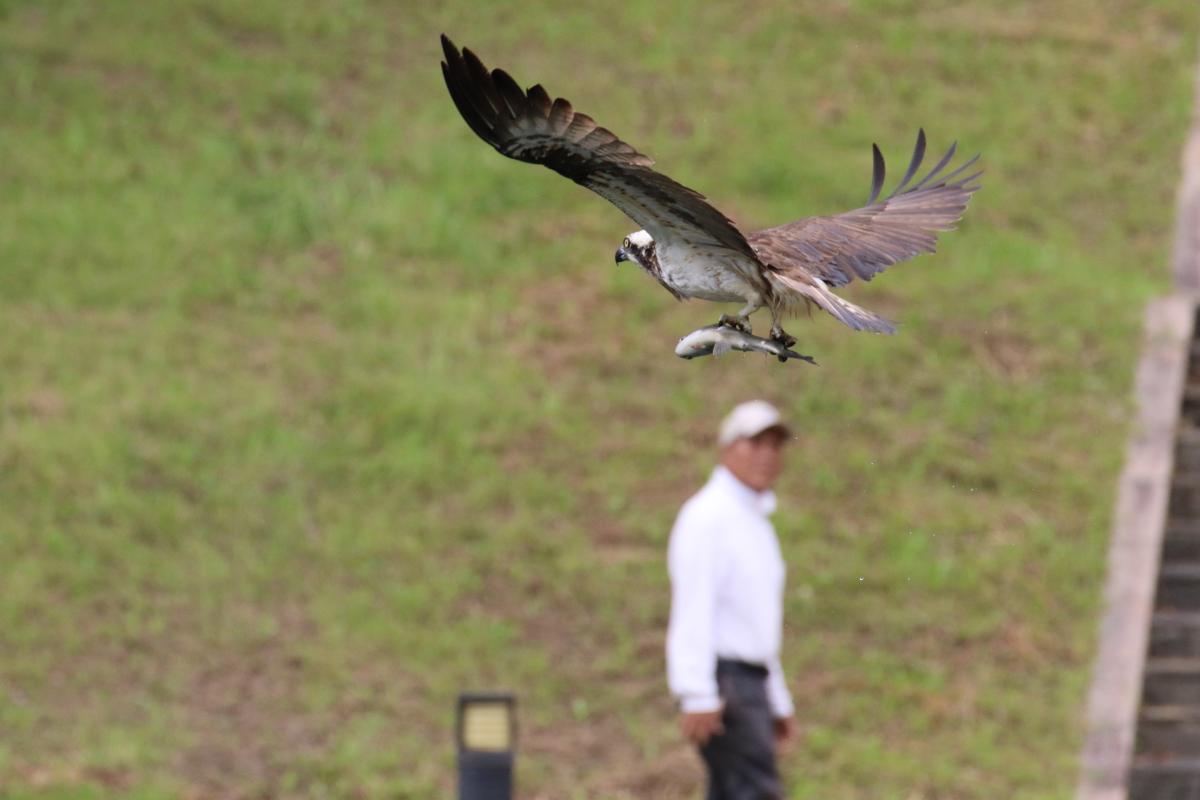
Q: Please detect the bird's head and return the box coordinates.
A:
[614,230,655,268]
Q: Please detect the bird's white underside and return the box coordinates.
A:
[589,178,759,303]
[657,239,757,303]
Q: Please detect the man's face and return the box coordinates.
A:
[721,427,788,492]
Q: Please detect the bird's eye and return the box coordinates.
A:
[623,237,631,249]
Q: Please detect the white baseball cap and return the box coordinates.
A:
[717,400,792,448]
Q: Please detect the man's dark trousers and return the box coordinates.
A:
[698,659,782,800]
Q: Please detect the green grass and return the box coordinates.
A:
[1,0,1197,797]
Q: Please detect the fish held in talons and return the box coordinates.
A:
[675,325,818,365]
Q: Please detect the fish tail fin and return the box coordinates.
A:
[783,348,818,365]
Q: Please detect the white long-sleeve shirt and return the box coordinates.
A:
[666,465,794,718]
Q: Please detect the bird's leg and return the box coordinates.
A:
[717,300,761,334]
[717,313,750,333]
[769,326,798,349]
[765,306,818,363]
[768,307,798,348]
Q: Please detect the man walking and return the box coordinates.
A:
[667,400,795,799]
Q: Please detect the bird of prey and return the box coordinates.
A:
[439,35,981,348]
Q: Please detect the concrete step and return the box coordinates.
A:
[1171,470,1200,488]
[1156,566,1200,611]
[1171,481,1200,519]
[1183,378,1200,408]
[1174,444,1200,474]
[1129,758,1200,798]
[1184,386,1200,426]
[1143,661,1200,707]
[1152,613,1200,658]
[1137,721,1200,757]
[1137,706,1200,756]
[1163,525,1200,562]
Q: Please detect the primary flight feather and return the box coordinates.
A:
[439,34,981,348]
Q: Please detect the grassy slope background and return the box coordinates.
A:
[1,1,1197,797]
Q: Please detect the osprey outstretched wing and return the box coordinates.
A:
[439,34,982,350]
[749,130,981,289]
[439,34,756,262]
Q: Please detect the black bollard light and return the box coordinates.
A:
[457,692,516,800]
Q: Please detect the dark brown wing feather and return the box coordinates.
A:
[439,35,756,260]
[749,130,982,287]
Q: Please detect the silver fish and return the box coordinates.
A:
[675,325,817,364]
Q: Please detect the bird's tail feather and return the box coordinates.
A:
[768,272,897,334]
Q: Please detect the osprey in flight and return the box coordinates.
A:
[440,35,981,348]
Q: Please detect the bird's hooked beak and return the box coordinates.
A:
[614,247,628,265]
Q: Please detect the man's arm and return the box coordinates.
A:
[666,502,722,714]
[766,653,795,725]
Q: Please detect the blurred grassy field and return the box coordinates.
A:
[1,1,1198,798]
